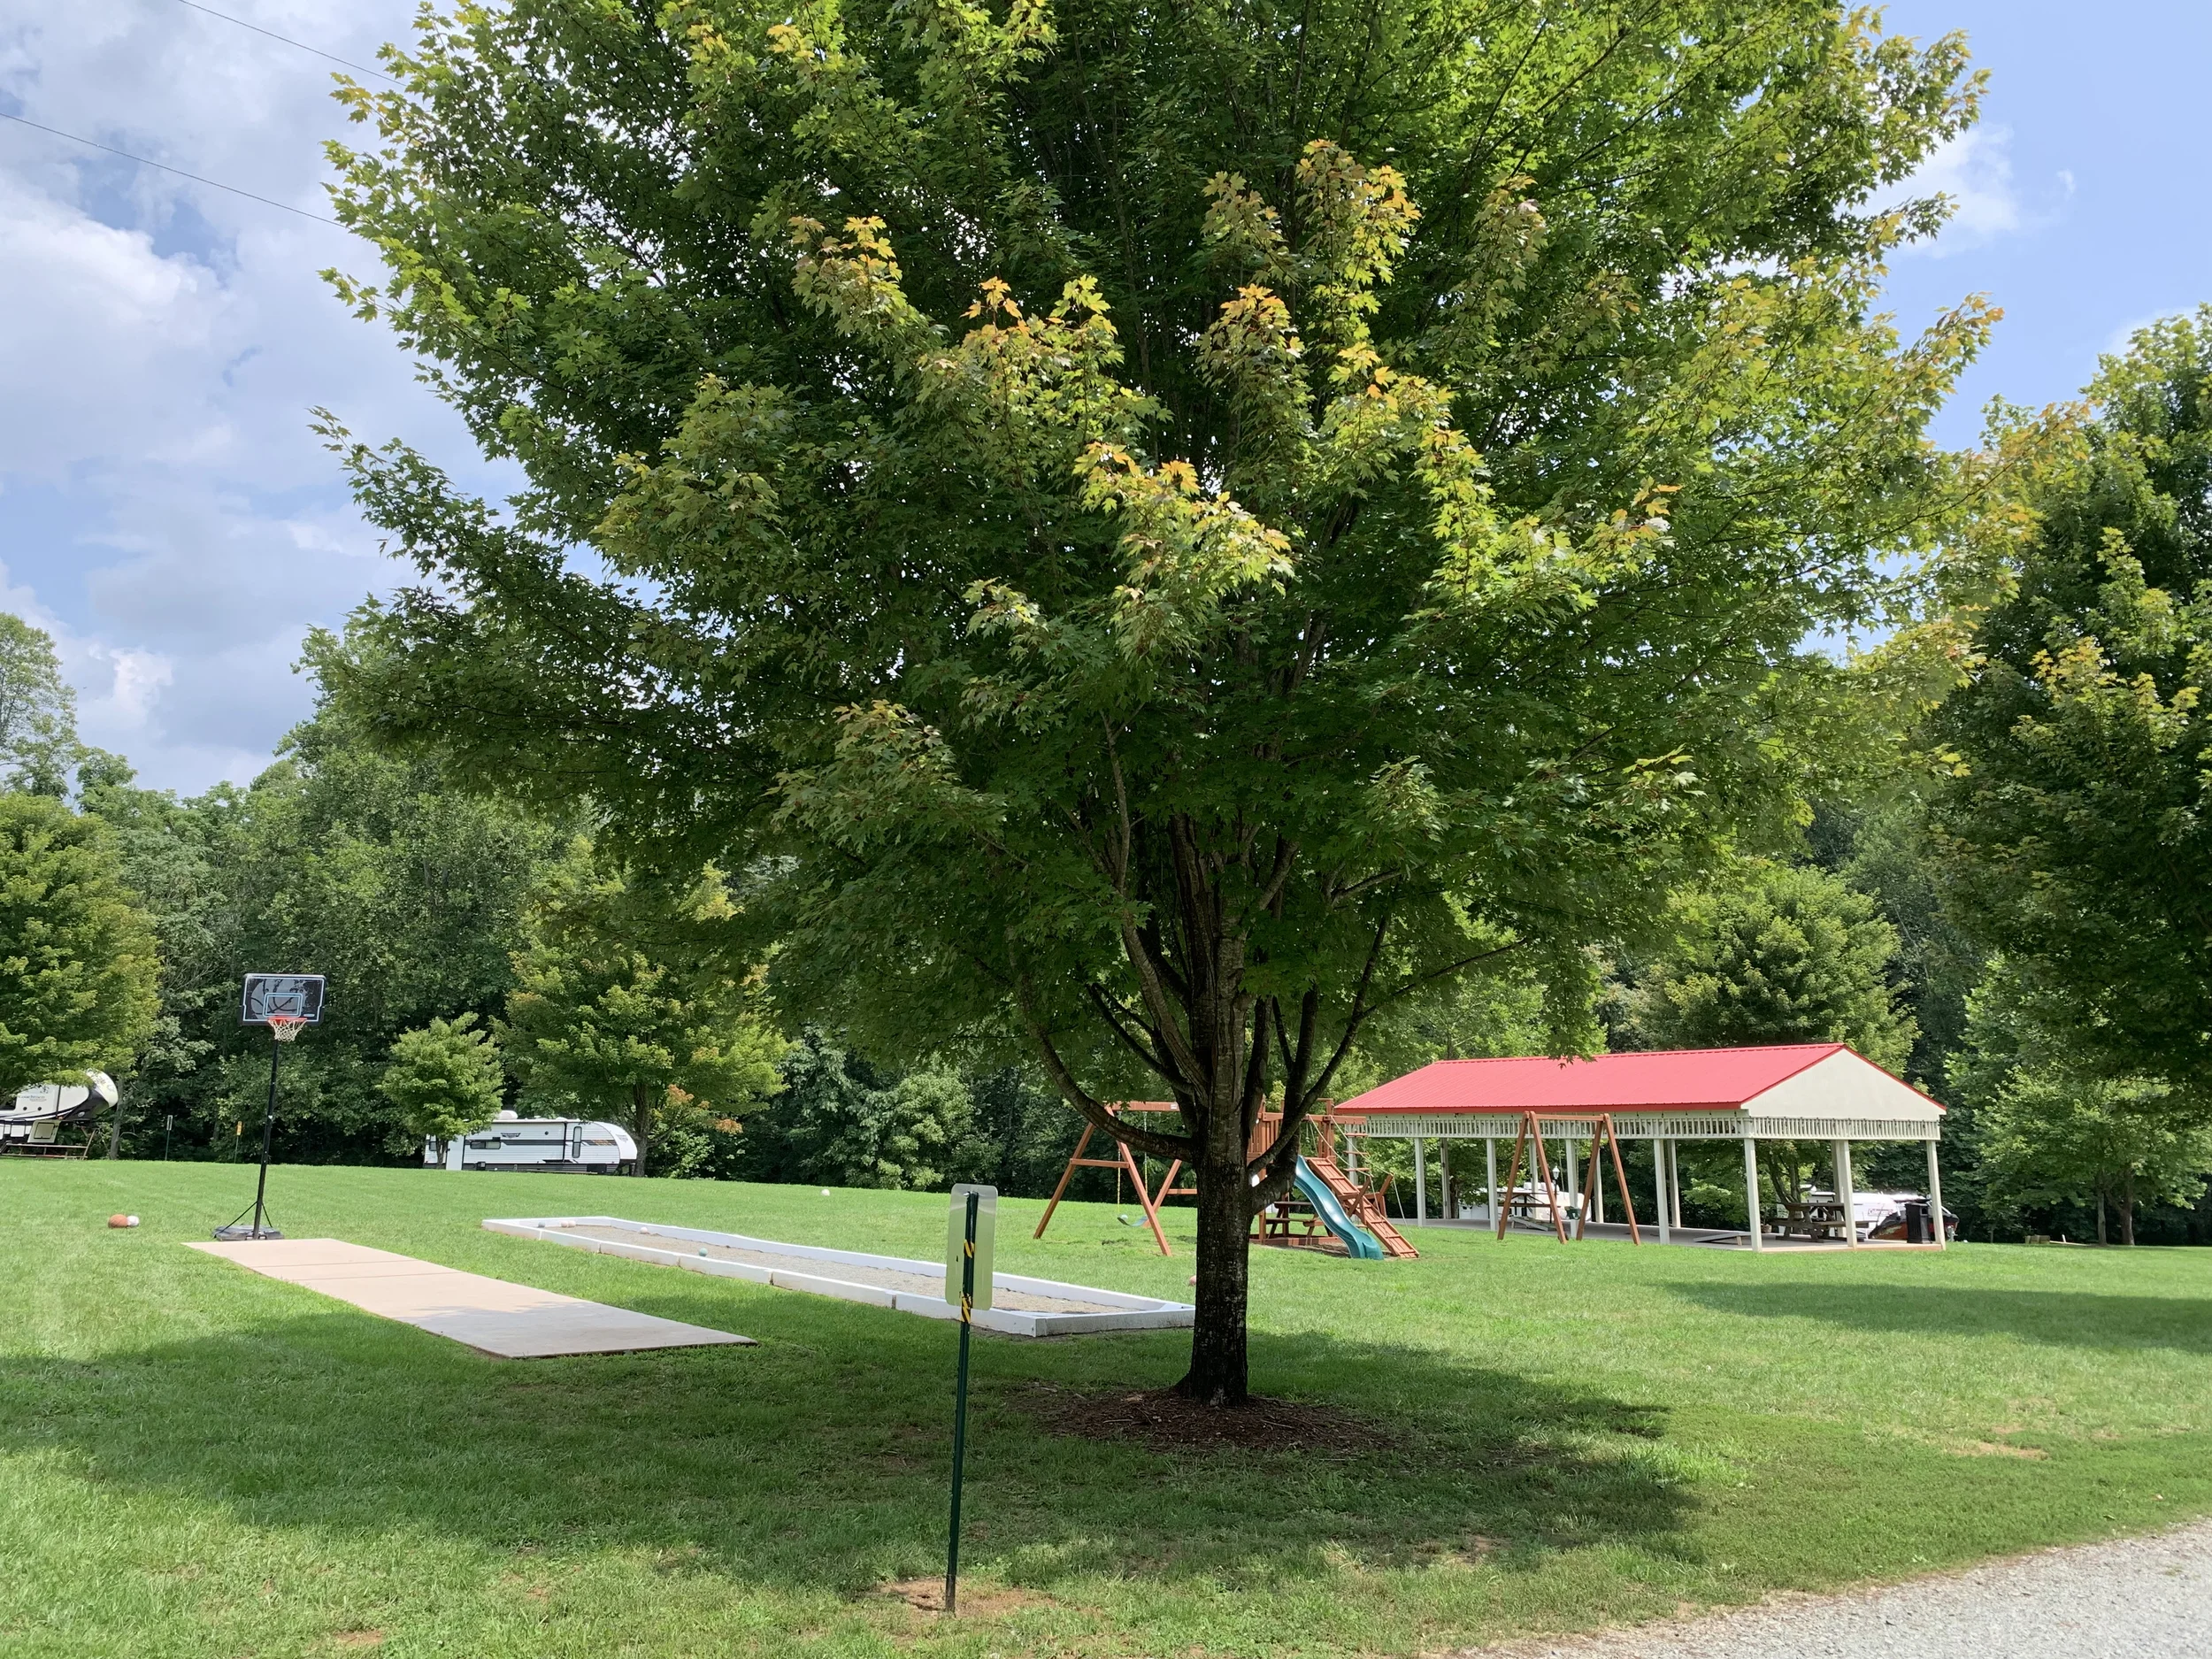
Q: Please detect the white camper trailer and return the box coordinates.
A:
[426,1112,637,1174]
[2,1073,119,1157]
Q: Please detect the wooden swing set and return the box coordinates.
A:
[1494,1110,1641,1243]
[1033,1102,1419,1259]
[1031,1102,1195,1256]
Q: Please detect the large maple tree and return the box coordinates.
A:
[319,0,1985,1402]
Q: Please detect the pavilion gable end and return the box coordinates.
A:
[1741,1048,1943,1141]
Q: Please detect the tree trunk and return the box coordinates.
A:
[1179,1134,1252,1406]
[1761,1147,1792,1219]
[999,1080,1022,1192]
[1028,821,1341,1409]
[2122,1172,2135,1246]
[2097,1190,2108,1245]
[632,1083,652,1177]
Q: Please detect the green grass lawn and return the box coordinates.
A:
[4,1162,2208,1658]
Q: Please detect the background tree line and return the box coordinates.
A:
[10,419,2212,1241]
[0,646,1106,1198]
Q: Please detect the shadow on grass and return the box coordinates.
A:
[0,1284,1693,1594]
[1671,1281,2212,1354]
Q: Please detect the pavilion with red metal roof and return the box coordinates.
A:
[1333,1044,1947,1250]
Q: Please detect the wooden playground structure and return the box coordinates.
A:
[1033,1102,1417,1259]
[1250,1111,1417,1258]
[1032,1102,1194,1256]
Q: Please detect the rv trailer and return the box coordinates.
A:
[426,1112,637,1174]
[2,1074,119,1158]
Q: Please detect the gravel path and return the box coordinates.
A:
[1479,1518,2212,1658]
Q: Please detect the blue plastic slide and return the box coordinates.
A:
[1292,1156,1386,1259]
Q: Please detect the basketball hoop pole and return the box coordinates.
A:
[247,1028,281,1239]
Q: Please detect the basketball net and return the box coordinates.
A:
[265,1014,308,1043]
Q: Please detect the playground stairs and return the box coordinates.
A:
[1301,1148,1419,1258]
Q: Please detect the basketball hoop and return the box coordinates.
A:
[219,974,328,1243]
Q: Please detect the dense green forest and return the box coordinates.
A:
[0,667,1116,1199]
[1,687,1087,1194]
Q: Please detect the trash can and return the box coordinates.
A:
[1902,1200,1931,1244]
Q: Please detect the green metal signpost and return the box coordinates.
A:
[943,1183,996,1614]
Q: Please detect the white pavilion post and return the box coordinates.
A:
[1414,1137,1428,1226]
[1741,1135,1764,1251]
[1926,1137,1947,1250]
[1564,1136,1580,1226]
[1485,1137,1499,1230]
[1589,1133,1605,1225]
[1440,1139,1452,1220]
[1670,1141,1684,1229]
[1832,1138,1857,1248]
[1655,1140,1671,1244]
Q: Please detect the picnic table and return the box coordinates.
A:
[1505,1187,1583,1227]
[1255,1195,1330,1246]
[1773,1198,1853,1240]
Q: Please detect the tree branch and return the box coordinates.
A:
[1271,992,1297,1077]
[1296,903,1396,1114]
[1084,981,1179,1083]
[1237,995,1274,1148]
[1118,911,1205,1084]
[1015,980,1195,1160]
[1247,987,1322,1212]
[1360,940,1526,1018]
[1102,717,1133,892]
[1250,833,1300,918]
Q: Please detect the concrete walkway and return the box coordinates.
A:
[188,1237,753,1358]
[1479,1518,2212,1657]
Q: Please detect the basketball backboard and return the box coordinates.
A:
[242,973,326,1026]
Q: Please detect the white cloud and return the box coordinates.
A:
[0,0,516,794]
[0,176,227,480]
[1888,127,2072,259]
[91,645,172,728]
[0,556,172,760]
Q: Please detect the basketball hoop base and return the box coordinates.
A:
[212,1223,285,1241]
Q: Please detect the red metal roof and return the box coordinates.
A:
[1339,1045,1852,1115]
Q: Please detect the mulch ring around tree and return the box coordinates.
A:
[1016,1382,1395,1455]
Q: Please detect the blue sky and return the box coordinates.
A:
[0,1,2203,793]
[1879,1,2212,447]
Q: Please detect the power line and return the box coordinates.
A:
[0,110,341,225]
[168,0,401,84]
[0,0,408,226]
